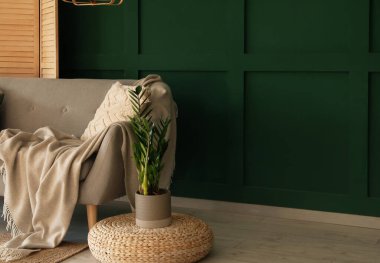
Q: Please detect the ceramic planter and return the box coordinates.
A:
[135,189,172,228]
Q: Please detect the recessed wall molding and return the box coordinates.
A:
[370,0,380,52]
[59,0,380,216]
[245,0,349,54]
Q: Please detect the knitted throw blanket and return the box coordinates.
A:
[0,123,135,261]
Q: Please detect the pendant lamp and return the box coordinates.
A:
[62,0,123,6]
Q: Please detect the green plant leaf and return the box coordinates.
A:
[128,85,171,195]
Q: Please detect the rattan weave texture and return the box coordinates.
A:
[88,213,213,263]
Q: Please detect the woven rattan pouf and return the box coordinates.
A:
[88,213,213,263]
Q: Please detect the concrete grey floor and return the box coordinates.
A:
[1,199,380,262]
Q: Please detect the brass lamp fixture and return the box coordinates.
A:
[62,0,123,6]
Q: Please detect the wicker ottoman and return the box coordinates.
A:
[88,213,213,263]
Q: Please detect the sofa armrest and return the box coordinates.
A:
[77,125,126,205]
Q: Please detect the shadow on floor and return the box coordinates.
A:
[0,197,131,243]
[65,201,132,242]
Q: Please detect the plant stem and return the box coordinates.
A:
[142,128,152,195]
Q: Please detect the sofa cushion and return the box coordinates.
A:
[0,78,132,137]
[80,81,136,141]
[80,75,161,141]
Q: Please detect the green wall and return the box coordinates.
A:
[60,0,380,216]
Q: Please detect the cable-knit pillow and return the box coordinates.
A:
[81,81,137,141]
[81,75,161,141]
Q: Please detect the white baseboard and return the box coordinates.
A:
[116,196,380,229]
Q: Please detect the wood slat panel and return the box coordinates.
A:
[41,5,54,11]
[41,23,55,31]
[0,35,34,41]
[0,62,34,68]
[40,73,55,78]
[41,1,54,9]
[0,31,34,37]
[0,0,39,77]
[0,3,34,9]
[41,29,56,35]
[41,45,56,52]
[0,8,34,15]
[41,35,55,41]
[40,0,58,78]
[41,62,55,68]
[0,14,34,20]
[41,34,55,41]
[0,56,35,63]
[41,19,54,26]
[0,25,34,31]
[42,12,55,21]
[0,67,36,74]
[0,0,35,4]
[40,68,56,74]
[41,6,54,14]
[0,19,35,26]
[41,57,55,63]
[0,51,34,57]
[0,46,34,52]
[0,40,34,47]
[34,0,39,77]
[0,73,36,77]
[41,42,56,49]
[41,51,56,57]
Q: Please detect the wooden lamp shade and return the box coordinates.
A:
[62,0,123,6]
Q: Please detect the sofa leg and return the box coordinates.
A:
[86,204,98,230]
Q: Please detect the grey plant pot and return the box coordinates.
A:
[135,189,172,229]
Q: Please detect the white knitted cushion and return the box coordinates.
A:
[81,81,136,141]
[81,75,161,141]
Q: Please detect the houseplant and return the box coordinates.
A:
[129,85,172,228]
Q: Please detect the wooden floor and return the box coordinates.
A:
[1,200,380,262]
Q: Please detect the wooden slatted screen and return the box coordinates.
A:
[40,0,58,78]
[0,0,39,77]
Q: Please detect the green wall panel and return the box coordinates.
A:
[371,0,380,52]
[245,72,349,193]
[139,0,230,54]
[59,0,380,216]
[369,73,380,197]
[61,70,125,79]
[59,5,126,57]
[246,0,349,53]
[140,71,242,184]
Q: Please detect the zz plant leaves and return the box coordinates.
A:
[128,86,171,195]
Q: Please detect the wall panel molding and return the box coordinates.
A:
[59,0,380,216]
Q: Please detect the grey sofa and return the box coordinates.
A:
[0,77,177,228]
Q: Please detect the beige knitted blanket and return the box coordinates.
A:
[0,122,135,261]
